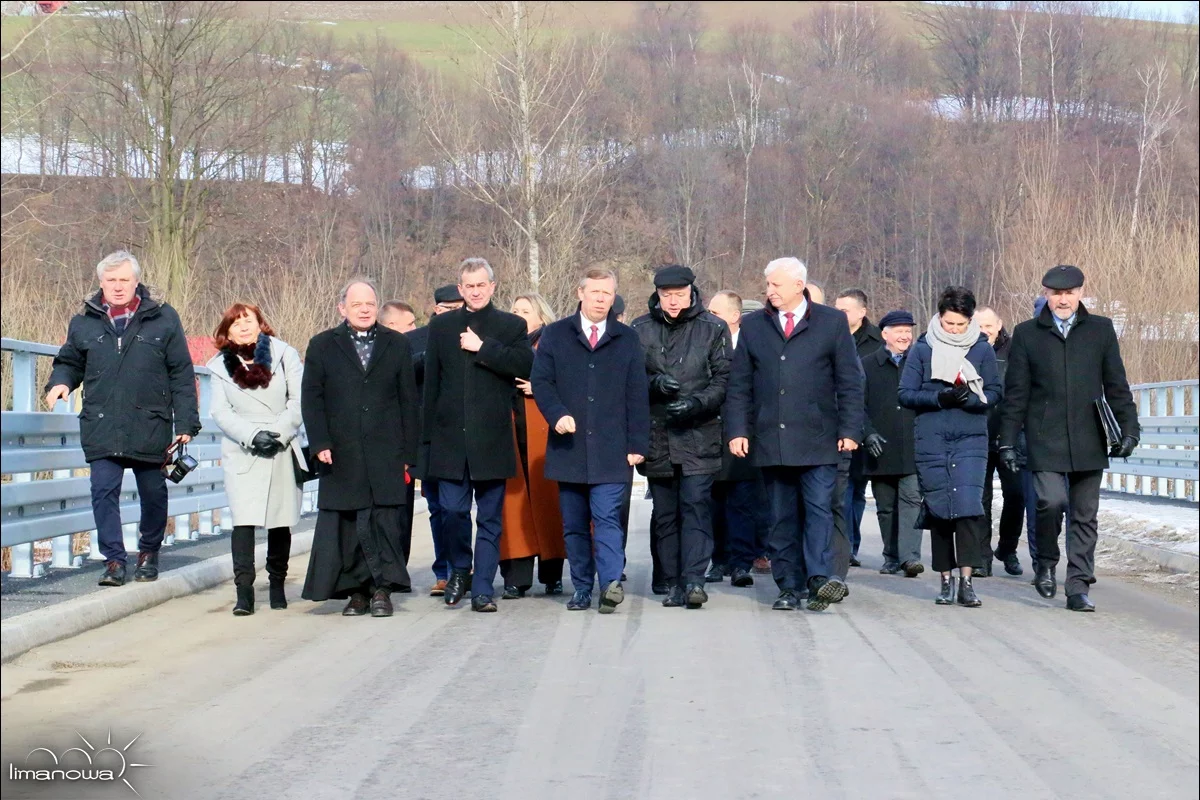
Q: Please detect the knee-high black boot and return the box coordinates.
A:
[231,525,256,616]
[266,526,291,609]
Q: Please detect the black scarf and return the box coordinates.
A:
[349,323,378,368]
[222,333,272,390]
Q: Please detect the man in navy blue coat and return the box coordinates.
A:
[531,269,651,613]
[726,257,865,612]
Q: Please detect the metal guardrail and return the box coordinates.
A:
[2,337,317,578]
[1102,380,1199,502]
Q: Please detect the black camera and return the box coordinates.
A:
[162,442,199,484]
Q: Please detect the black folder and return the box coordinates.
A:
[1094,397,1123,451]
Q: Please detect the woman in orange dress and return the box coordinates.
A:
[499,293,567,598]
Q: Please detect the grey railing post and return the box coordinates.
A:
[8,350,37,578]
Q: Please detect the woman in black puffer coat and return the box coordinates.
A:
[899,287,1002,607]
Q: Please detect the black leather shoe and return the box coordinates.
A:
[98,560,126,587]
[567,589,592,610]
[502,585,525,600]
[662,585,686,608]
[651,583,670,596]
[544,580,564,596]
[471,595,498,612]
[902,560,925,578]
[1034,565,1057,599]
[957,576,982,607]
[269,578,287,609]
[599,580,624,614]
[1002,553,1024,576]
[772,591,800,610]
[342,593,369,616]
[704,563,725,583]
[134,550,159,582]
[729,568,754,587]
[370,589,393,617]
[975,561,992,578]
[879,560,901,575]
[935,574,955,605]
[685,583,708,609]
[849,555,862,568]
[808,577,847,611]
[233,586,254,616]
[444,570,469,606]
[1066,593,1095,612]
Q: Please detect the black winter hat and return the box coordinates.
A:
[612,294,626,316]
[653,264,696,289]
[1041,264,1085,290]
[434,285,462,304]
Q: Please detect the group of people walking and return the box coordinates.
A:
[46,250,1140,618]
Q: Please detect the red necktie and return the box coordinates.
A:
[783,312,795,338]
[589,325,599,349]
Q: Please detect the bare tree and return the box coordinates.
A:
[1130,58,1184,242]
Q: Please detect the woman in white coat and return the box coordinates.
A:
[208,303,305,616]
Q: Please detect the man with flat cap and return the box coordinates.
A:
[999,265,1139,612]
[632,264,731,609]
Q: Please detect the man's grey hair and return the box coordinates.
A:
[339,276,380,304]
[764,257,807,282]
[96,250,141,281]
[578,267,618,290]
[459,257,495,282]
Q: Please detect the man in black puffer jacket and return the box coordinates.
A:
[632,265,731,609]
[45,251,200,588]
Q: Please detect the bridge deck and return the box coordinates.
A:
[1,498,1196,800]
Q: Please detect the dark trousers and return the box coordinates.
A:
[983,453,1025,563]
[829,453,852,580]
[1033,470,1103,596]
[929,514,986,572]
[619,478,634,555]
[89,456,169,564]
[1021,470,1041,566]
[438,472,507,597]
[422,479,449,580]
[842,474,868,556]
[762,464,836,591]
[560,482,626,590]
[711,480,760,571]
[753,477,770,556]
[397,479,415,565]
[872,475,923,565]
[648,468,716,586]
[231,525,292,588]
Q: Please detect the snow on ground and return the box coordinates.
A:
[1097,495,1199,556]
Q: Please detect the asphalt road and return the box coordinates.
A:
[1,496,1196,800]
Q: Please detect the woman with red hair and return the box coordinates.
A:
[207,303,306,616]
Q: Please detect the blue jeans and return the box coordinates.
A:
[437,472,506,597]
[422,479,449,581]
[842,475,868,557]
[559,482,626,591]
[762,464,837,590]
[89,456,169,564]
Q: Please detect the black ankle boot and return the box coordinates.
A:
[957,575,982,607]
[269,578,287,609]
[233,586,254,616]
[935,574,955,605]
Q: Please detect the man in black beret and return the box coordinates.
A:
[999,265,1139,612]
[632,264,731,608]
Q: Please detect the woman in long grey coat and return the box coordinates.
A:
[207,303,305,616]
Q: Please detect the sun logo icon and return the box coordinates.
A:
[13,729,152,796]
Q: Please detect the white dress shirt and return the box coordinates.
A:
[777,300,807,332]
[730,329,740,350]
[580,312,607,345]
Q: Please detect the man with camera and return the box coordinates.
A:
[45,251,201,587]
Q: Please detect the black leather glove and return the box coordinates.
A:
[1111,435,1138,459]
[250,430,283,457]
[863,433,887,459]
[665,397,702,422]
[997,446,1020,473]
[649,374,682,399]
[937,384,971,408]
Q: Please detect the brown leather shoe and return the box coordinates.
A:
[429,579,447,597]
[342,593,369,616]
[752,557,771,575]
[370,589,393,617]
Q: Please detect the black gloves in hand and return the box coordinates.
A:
[863,433,887,459]
[1111,435,1138,459]
[937,384,971,408]
[250,430,284,457]
[649,374,682,399]
[665,397,702,422]
[997,446,1020,473]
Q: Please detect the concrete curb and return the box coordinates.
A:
[1,499,427,663]
[1100,534,1200,575]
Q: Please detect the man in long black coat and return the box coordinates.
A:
[531,269,650,613]
[632,265,731,610]
[301,279,420,618]
[999,265,1140,612]
[726,257,864,612]
[423,258,534,612]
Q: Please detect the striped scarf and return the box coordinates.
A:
[104,295,141,336]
